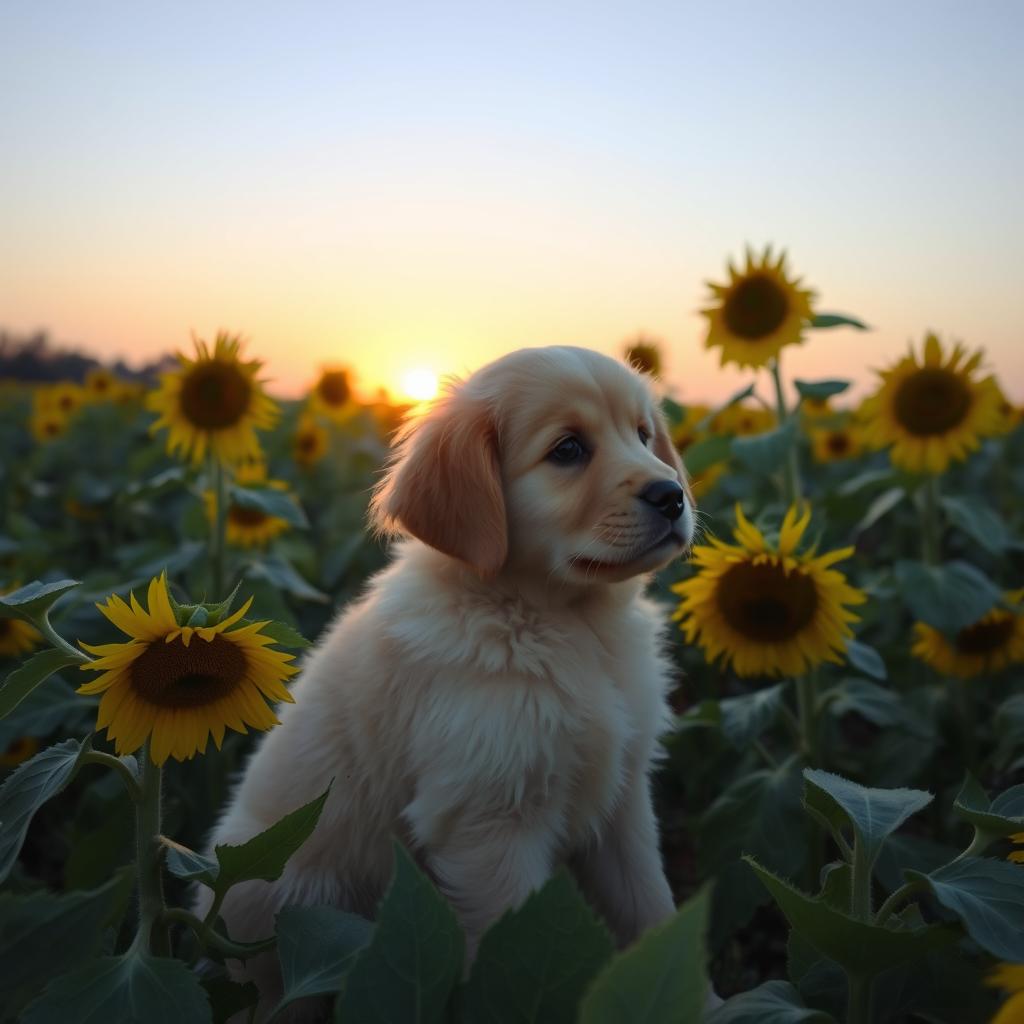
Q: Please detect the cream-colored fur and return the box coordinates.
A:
[201,346,695,1017]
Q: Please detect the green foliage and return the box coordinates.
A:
[230,483,310,529]
[794,380,850,401]
[893,559,1004,633]
[462,871,614,1024]
[707,980,835,1023]
[578,886,710,1024]
[0,648,82,719]
[808,313,868,330]
[0,579,81,625]
[731,420,799,474]
[952,774,1024,841]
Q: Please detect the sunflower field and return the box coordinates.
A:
[1,247,1023,1024]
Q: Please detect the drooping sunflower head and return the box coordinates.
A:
[702,246,816,369]
[203,461,294,549]
[77,572,298,764]
[810,422,864,464]
[293,415,329,467]
[911,590,1024,679]
[672,504,867,678]
[147,332,279,466]
[859,333,1003,474]
[310,367,353,421]
[624,337,663,378]
[0,585,42,658]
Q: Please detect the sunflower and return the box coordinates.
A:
[1010,834,1024,865]
[147,332,279,466]
[800,396,834,420]
[310,367,353,422]
[710,402,777,437]
[77,572,298,764]
[625,337,663,378]
[204,462,293,549]
[0,737,40,768]
[672,505,866,678]
[810,423,864,463]
[987,964,1024,1024]
[293,415,329,467]
[702,247,816,369]
[84,367,119,401]
[690,462,727,500]
[859,333,1003,474]
[36,382,85,418]
[29,409,67,443]
[911,590,1024,679]
[671,404,710,453]
[0,610,41,658]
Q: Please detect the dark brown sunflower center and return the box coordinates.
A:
[717,561,819,643]
[45,422,60,436]
[317,372,350,407]
[722,274,789,340]
[892,368,971,437]
[297,433,317,453]
[229,504,269,527]
[58,395,75,411]
[827,433,851,455]
[0,619,11,638]
[179,362,252,430]
[955,617,1014,655]
[129,634,247,708]
[93,378,110,392]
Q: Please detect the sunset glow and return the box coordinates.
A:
[399,368,440,403]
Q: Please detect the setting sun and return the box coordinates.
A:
[400,367,440,402]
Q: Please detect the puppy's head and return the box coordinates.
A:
[371,346,694,583]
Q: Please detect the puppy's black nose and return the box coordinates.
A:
[639,479,685,521]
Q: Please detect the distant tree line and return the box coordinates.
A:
[0,329,176,383]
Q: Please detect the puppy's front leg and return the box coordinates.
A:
[575,766,675,948]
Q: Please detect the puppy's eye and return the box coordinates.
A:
[548,435,587,465]
[638,426,651,446]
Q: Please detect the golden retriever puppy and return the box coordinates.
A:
[203,345,694,1013]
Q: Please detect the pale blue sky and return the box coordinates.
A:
[2,1,1022,400]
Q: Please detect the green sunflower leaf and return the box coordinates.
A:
[682,435,732,476]
[809,313,869,330]
[21,950,211,1024]
[0,676,93,750]
[334,842,463,1024]
[0,580,81,624]
[578,885,710,1024]
[994,694,1024,772]
[462,870,614,1024]
[745,858,958,978]
[161,838,220,887]
[0,738,88,883]
[200,972,259,1024]
[209,783,332,896]
[0,871,134,1018]
[803,769,932,871]
[908,856,1024,962]
[843,640,887,681]
[230,485,309,529]
[660,396,686,428]
[270,905,374,1018]
[260,621,313,650]
[952,774,1024,841]
[794,380,851,402]
[824,678,904,727]
[707,980,835,1023]
[940,496,1013,556]
[719,683,787,749]
[853,487,905,536]
[0,648,82,721]
[245,556,329,604]
[696,384,757,432]
[731,420,799,475]
[893,559,1004,634]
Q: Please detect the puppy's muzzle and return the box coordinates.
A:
[638,479,686,521]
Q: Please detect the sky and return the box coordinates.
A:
[2,0,1022,404]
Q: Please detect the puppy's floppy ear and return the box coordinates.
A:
[370,390,507,575]
[652,408,695,505]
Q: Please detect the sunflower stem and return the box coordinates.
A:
[135,740,169,956]
[845,973,872,1024]
[81,749,142,801]
[210,457,228,599]
[162,907,276,959]
[874,878,928,927]
[795,674,818,764]
[919,474,942,565]
[769,357,801,505]
[37,611,91,663]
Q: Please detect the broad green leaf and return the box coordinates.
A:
[803,769,932,870]
[0,738,87,882]
[707,980,835,1023]
[894,560,1003,634]
[260,620,312,650]
[746,858,958,978]
[732,421,798,475]
[809,313,868,330]
[201,973,259,1023]
[246,556,329,603]
[794,380,850,402]
[161,838,220,887]
[940,496,1012,556]
[579,886,710,1024]
[463,871,614,1024]
[696,384,757,432]
[952,775,1024,841]
[0,676,93,749]
[854,487,905,535]
[0,648,82,720]
[825,679,904,727]
[230,485,309,529]
[22,951,211,1024]
[719,683,787,749]
[210,785,331,896]
[0,872,134,1017]
[335,842,463,1024]
[660,397,685,427]
[843,640,887,681]
[837,468,895,497]
[0,579,81,624]
[270,905,373,1018]
[993,694,1024,772]
[910,856,1024,962]
[682,435,732,476]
